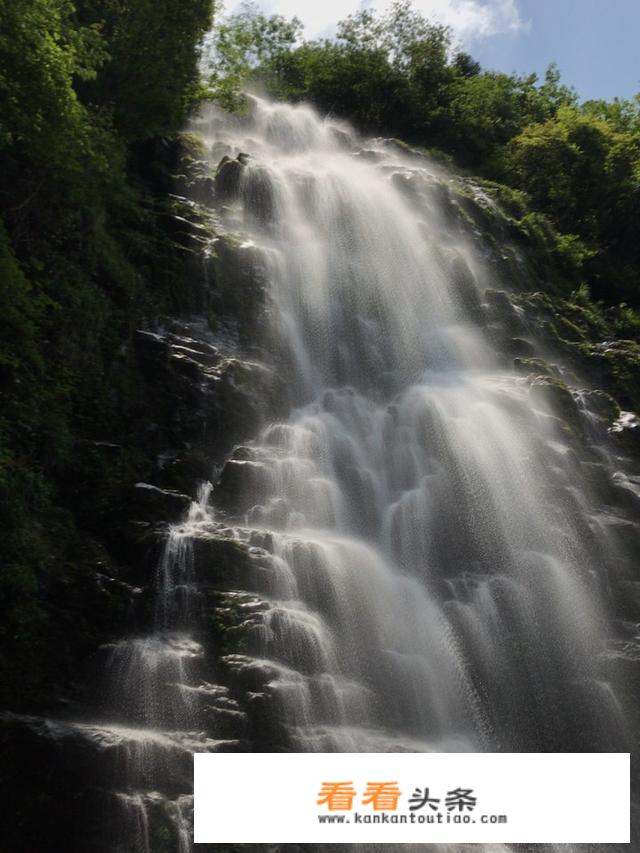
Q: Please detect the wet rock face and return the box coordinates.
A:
[131,319,282,487]
[449,255,483,323]
[214,451,271,515]
[611,410,640,455]
[0,128,296,848]
[206,235,274,348]
[528,376,581,426]
[582,389,621,426]
[12,103,640,853]
[214,155,245,202]
[0,712,242,853]
[132,483,192,523]
[241,165,277,228]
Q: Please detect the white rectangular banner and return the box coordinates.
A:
[194,752,629,844]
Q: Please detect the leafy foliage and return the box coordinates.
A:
[0,0,107,172]
[76,0,213,139]
[1,0,639,708]
[213,0,639,306]
[204,1,301,110]
[503,105,640,301]
[0,0,213,705]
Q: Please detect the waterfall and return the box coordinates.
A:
[91,96,633,849]
[197,96,630,755]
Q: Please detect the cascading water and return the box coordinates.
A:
[100,485,233,853]
[91,96,636,850]
[199,97,631,756]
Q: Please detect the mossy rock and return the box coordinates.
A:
[513,356,557,378]
[580,390,620,426]
[594,341,640,409]
[551,315,587,343]
[210,590,269,656]
[610,412,640,456]
[449,255,483,322]
[484,288,517,317]
[191,535,254,588]
[528,376,580,426]
[178,131,208,159]
[503,337,535,357]
[214,155,246,202]
[469,178,527,218]
[242,165,277,227]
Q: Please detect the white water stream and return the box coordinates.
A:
[102,97,632,850]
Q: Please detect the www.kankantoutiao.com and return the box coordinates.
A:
[318,812,509,825]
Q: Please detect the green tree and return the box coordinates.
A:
[204,1,301,110]
[76,0,214,140]
[504,107,636,236]
[0,0,107,174]
[504,105,640,300]
[0,0,217,703]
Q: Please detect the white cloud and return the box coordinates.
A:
[254,0,527,43]
[413,0,526,41]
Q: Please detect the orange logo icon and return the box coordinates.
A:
[362,781,402,811]
[316,781,357,811]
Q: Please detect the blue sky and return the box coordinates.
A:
[473,0,640,102]
[248,0,639,102]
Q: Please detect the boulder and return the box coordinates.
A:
[513,356,557,377]
[610,410,640,454]
[485,288,516,317]
[132,483,191,522]
[242,166,277,227]
[449,255,483,323]
[214,457,270,514]
[505,337,536,357]
[134,329,170,368]
[214,155,245,202]
[529,376,580,426]
[581,389,620,426]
